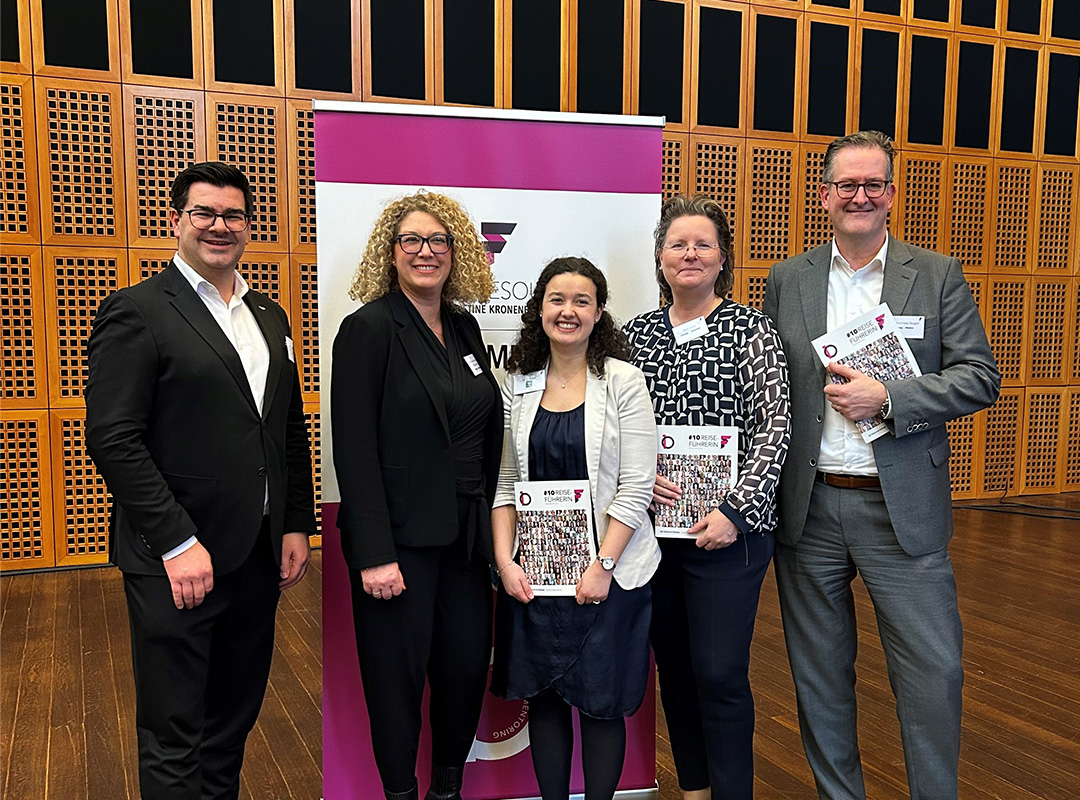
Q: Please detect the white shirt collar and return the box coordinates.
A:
[173,253,249,301]
[830,236,889,275]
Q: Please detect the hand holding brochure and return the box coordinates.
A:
[654,426,739,537]
[811,303,921,443]
[513,480,596,596]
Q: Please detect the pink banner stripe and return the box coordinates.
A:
[315,112,662,194]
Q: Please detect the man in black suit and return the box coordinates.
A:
[86,162,316,800]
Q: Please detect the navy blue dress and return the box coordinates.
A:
[490,404,652,719]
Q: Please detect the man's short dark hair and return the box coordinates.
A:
[822,130,895,184]
[170,162,254,216]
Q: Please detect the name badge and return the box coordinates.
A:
[895,316,925,339]
[285,336,295,362]
[514,370,546,395]
[672,315,709,345]
[464,353,483,376]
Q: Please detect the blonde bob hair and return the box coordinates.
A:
[348,191,494,306]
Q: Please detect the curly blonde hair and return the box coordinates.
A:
[348,191,494,306]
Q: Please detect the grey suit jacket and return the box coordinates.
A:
[762,237,1000,556]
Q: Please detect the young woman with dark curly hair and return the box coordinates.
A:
[489,256,660,800]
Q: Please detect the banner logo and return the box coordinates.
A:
[482,222,518,265]
[822,344,838,359]
[573,489,584,502]
[720,435,731,447]
[876,313,886,329]
[518,491,531,506]
[660,435,675,450]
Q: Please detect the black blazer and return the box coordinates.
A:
[85,261,316,577]
[331,291,503,570]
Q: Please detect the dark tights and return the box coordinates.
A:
[527,688,626,800]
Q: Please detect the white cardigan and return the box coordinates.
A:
[493,357,661,589]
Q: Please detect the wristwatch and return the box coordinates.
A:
[879,390,892,420]
[598,556,616,571]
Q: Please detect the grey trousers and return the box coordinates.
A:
[775,480,963,800]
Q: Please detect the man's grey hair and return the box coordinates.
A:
[822,130,895,184]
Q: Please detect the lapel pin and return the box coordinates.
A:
[258,305,266,310]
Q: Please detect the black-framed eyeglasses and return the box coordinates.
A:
[180,209,251,232]
[664,242,721,255]
[395,233,454,254]
[827,180,891,199]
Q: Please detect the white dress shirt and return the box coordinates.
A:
[817,238,888,476]
[163,255,270,560]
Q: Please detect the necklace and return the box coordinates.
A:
[549,364,585,388]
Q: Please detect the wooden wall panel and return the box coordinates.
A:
[0,0,34,75]
[1,410,54,571]
[744,140,796,266]
[799,144,831,253]
[304,404,323,538]
[1028,277,1070,385]
[202,0,286,96]
[946,156,992,272]
[127,249,175,286]
[119,0,204,89]
[1,247,46,409]
[1072,278,1080,382]
[1065,388,1080,492]
[29,0,121,82]
[990,159,1035,272]
[897,151,947,253]
[0,74,40,244]
[946,409,983,500]
[982,388,1023,496]
[291,256,320,403]
[42,248,127,408]
[35,79,127,248]
[50,408,110,566]
[239,254,291,310]
[661,133,688,201]
[287,100,316,254]
[123,87,206,249]
[738,267,770,311]
[1020,388,1064,494]
[1034,162,1078,274]
[987,276,1029,387]
[691,134,744,253]
[207,95,287,253]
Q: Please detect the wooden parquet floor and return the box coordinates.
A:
[2,494,1078,799]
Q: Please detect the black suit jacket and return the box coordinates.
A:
[85,261,316,577]
[330,291,503,570]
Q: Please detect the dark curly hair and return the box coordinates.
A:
[507,257,631,378]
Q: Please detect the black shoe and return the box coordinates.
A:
[424,764,464,800]
[385,779,419,800]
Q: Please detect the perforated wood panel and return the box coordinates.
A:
[992,162,1032,272]
[693,136,742,243]
[1,248,45,408]
[288,101,316,252]
[801,147,830,251]
[1065,390,1080,492]
[1035,166,1076,273]
[51,409,110,565]
[0,75,40,243]
[292,257,319,401]
[662,135,686,201]
[36,80,126,246]
[1073,278,1080,382]
[1,411,54,570]
[128,250,175,285]
[209,96,286,252]
[987,278,1028,385]
[44,249,125,406]
[966,274,987,328]
[124,87,204,248]
[305,404,322,534]
[1029,279,1069,384]
[900,156,943,252]
[738,269,769,310]
[948,159,989,271]
[946,411,978,498]
[746,143,793,264]
[1021,390,1062,494]
[982,388,1022,496]
[239,256,289,309]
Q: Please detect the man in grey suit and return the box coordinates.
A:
[762,131,1000,800]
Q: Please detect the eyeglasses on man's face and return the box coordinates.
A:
[395,233,454,254]
[180,209,251,232]
[827,180,891,199]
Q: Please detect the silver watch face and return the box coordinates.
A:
[599,556,616,570]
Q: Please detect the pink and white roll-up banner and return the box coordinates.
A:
[315,101,664,800]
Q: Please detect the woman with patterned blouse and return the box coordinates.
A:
[623,195,791,800]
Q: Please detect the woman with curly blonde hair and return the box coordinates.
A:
[332,191,503,800]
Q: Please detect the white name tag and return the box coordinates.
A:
[895,316,925,339]
[514,370,546,394]
[464,353,483,376]
[672,315,709,345]
[285,336,295,362]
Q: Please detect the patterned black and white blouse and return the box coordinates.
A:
[623,300,790,535]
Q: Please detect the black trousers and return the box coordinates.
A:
[351,534,494,793]
[123,523,280,800]
[650,532,774,798]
